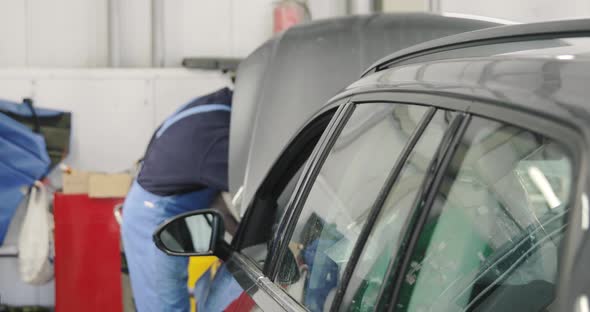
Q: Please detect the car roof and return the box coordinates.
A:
[229,13,499,209]
[364,18,590,75]
[332,19,590,137]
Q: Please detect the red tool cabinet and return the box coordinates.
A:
[53,194,123,312]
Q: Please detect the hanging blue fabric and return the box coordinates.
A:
[0,98,71,169]
[0,98,63,118]
[0,112,50,244]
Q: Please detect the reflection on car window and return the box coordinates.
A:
[276,103,429,312]
[239,110,335,268]
[396,117,572,312]
[343,110,453,311]
[241,165,306,265]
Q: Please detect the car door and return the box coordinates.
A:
[383,115,577,312]
[223,101,459,312]
[266,103,458,312]
[323,94,578,311]
[195,104,344,311]
[229,100,580,312]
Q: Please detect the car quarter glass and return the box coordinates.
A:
[274,103,430,312]
[394,116,573,312]
[342,110,454,311]
[238,109,336,268]
[241,165,307,266]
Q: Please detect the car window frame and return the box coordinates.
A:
[385,112,578,311]
[216,100,354,312]
[378,112,471,311]
[342,92,585,312]
[231,100,348,271]
[266,101,357,279]
[321,107,464,312]
[266,100,464,312]
[326,105,439,311]
[228,89,585,312]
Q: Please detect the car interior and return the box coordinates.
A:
[263,108,572,312]
[396,117,572,312]
[236,109,337,267]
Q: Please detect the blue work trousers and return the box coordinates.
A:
[122,181,216,312]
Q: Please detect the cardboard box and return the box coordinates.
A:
[62,170,90,195]
[88,173,132,198]
[62,170,132,198]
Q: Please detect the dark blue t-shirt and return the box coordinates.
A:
[138,87,232,195]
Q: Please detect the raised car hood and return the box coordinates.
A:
[229,13,499,212]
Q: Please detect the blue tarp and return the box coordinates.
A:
[0,98,63,118]
[0,111,50,244]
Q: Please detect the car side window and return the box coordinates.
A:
[238,110,335,268]
[342,110,454,311]
[395,116,573,312]
[275,103,430,312]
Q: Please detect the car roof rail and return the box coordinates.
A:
[363,18,590,76]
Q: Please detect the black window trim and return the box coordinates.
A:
[229,88,585,312]
[329,105,437,311]
[379,110,583,312]
[232,103,344,271]
[350,90,585,312]
[265,100,459,312]
[381,112,470,311]
[349,90,584,156]
[233,252,304,312]
[222,101,351,312]
[268,101,356,280]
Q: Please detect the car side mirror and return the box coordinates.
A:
[153,209,228,258]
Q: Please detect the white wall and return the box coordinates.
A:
[0,0,346,172]
[0,1,343,306]
[308,0,347,19]
[440,0,590,23]
[5,0,589,68]
[0,0,108,67]
[382,0,429,12]
[0,0,347,68]
[0,69,230,172]
[157,0,275,66]
[0,1,27,66]
[382,0,590,22]
[0,258,55,306]
[0,0,350,68]
[112,0,153,67]
[0,0,277,68]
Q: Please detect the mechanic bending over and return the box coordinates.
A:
[122,87,234,312]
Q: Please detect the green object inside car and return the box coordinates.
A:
[349,208,493,312]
